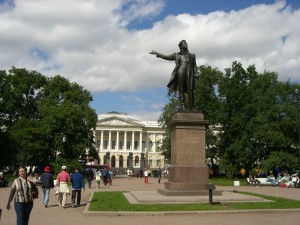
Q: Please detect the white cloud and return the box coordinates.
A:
[0,0,299,120]
[121,95,147,104]
[129,110,162,121]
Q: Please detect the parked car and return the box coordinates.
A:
[129,169,144,178]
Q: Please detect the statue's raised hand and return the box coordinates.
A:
[149,50,157,55]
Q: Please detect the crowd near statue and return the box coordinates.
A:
[150,40,199,110]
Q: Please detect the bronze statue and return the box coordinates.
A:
[150,40,198,110]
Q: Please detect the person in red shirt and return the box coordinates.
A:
[56,166,70,208]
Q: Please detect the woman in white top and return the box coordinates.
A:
[94,169,101,189]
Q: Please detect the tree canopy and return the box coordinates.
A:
[0,67,98,169]
[158,62,300,178]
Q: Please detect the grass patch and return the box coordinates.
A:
[209,177,247,186]
[89,191,300,212]
[231,192,300,210]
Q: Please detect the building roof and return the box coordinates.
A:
[98,112,160,128]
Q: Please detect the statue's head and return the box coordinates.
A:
[178,40,188,51]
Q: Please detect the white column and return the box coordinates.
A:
[146,132,149,152]
[100,130,104,151]
[139,131,142,152]
[132,131,135,150]
[93,129,96,150]
[116,131,119,150]
[124,131,127,150]
[153,133,157,153]
[108,130,111,151]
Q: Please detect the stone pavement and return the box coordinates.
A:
[1,176,300,225]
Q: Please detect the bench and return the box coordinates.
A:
[246,177,273,186]
[256,178,273,186]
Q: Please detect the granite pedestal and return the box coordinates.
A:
[158,112,222,196]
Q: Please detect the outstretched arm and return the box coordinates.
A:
[149,50,158,56]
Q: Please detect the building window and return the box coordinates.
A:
[104,140,108,149]
[127,140,130,150]
[157,159,161,168]
[142,141,145,151]
[134,141,138,150]
[149,160,153,167]
[112,140,116,149]
[111,155,116,167]
[96,140,100,149]
[119,155,124,168]
[127,156,130,167]
[149,141,153,151]
[135,156,139,167]
[119,140,123,149]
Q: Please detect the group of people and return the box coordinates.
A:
[130,168,162,184]
[6,165,85,225]
[86,167,114,189]
[56,166,85,208]
[272,173,300,187]
[5,165,160,224]
[249,173,300,188]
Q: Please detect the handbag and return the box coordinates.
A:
[55,187,60,195]
[31,183,39,199]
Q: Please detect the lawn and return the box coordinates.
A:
[209,177,247,186]
[89,191,300,212]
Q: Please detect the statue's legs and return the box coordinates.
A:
[188,89,195,110]
[179,92,186,110]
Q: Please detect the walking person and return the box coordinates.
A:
[108,169,113,186]
[56,165,70,208]
[144,168,149,184]
[40,166,54,208]
[157,168,162,183]
[7,166,34,225]
[94,169,101,189]
[70,167,85,207]
[87,168,94,189]
[102,168,108,186]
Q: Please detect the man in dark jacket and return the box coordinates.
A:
[70,167,85,207]
[102,168,108,186]
[40,166,54,207]
[87,168,94,189]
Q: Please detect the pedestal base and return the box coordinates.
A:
[158,188,222,196]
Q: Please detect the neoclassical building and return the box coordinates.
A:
[93,112,166,171]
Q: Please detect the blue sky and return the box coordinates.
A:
[128,0,300,29]
[0,0,299,121]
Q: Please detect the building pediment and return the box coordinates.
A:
[97,116,144,127]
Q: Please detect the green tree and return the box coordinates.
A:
[0,68,98,168]
[0,68,46,168]
[216,62,300,176]
[38,75,98,161]
[10,119,49,167]
[262,151,298,173]
[195,65,223,170]
[157,92,181,161]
